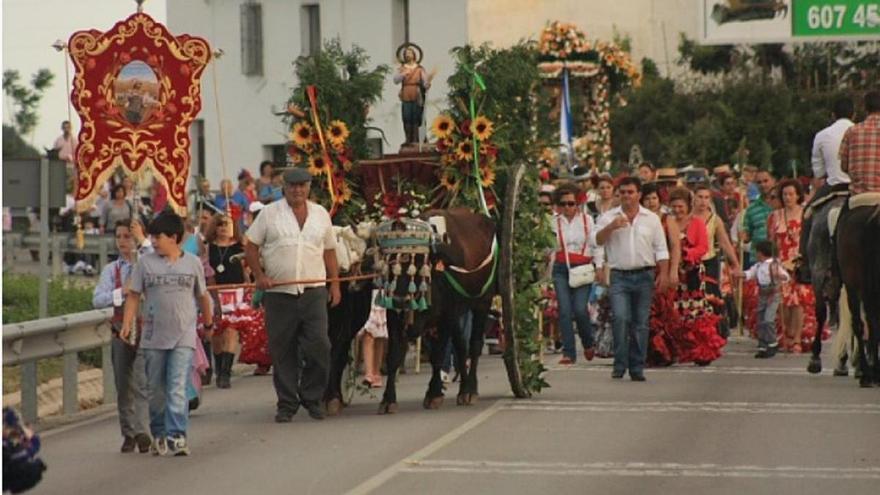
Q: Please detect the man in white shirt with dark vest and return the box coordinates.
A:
[244,167,341,423]
[594,177,669,381]
[797,96,854,283]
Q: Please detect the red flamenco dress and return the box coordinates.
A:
[649,216,726,366]
[767,211,827,348]
[223,289,272,367]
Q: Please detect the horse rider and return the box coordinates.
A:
[796,96,854,283]
[840,91,880,198]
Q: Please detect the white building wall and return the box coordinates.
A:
[167,0,303,187]
[166,0,695,187]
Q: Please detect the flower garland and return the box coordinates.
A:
[431,113,499,210]
[537,21,641,88]
[287,119,355,209]
[537,21,638,172]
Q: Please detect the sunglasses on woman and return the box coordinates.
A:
[558,201,577,207]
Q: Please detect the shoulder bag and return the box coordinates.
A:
[558,213,595,288]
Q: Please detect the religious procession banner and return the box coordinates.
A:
[68,12,210,213]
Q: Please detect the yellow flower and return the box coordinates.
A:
[307,155,328,176]
[326,120,350,147]
[471,116,494,141]
[291,122,313,147]
[432,114,455,139]
[479,165,496,187]
[440,172,459,191]
[455,140,474,161]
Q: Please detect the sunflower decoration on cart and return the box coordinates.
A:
[431,112,500,210]
[287,116,358,216]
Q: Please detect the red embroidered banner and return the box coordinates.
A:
[68,13,210,213]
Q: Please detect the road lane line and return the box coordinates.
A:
[401,460,880,480]
[344,399,507,495]
[545,365,837,376]
[500,399,880,415]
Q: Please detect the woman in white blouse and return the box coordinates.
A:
[551,182,599,365]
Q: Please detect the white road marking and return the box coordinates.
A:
[401,459,880,480]
[502,399,880,415]
[546,365,835,376]
[344,399,507,495]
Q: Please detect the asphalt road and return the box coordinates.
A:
[33,337,880,495]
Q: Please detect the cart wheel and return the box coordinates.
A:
[340,336,359,406]
[499,161,531,399]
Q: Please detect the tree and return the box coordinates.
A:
[3,69,54,137]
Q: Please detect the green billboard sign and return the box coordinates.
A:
[793,0,880,37]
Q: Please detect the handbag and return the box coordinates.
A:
[558,214,595,288]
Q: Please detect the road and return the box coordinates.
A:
[34,337,879,495]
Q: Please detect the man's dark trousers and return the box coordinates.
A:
[263,288,330,414]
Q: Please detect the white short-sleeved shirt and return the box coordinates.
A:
[245,199,336,295]
[593,206,669,270]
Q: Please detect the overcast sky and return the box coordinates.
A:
[2,0,167,151]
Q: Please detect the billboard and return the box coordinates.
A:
[700,0,880,44]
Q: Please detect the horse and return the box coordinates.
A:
[323,278,373,415]
[805,195,847,375]
[377,208,497,414]
[835,196,880,388]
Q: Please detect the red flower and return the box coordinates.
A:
[575,191,587,204]
[539,168,550,182]
[459,119,472,137]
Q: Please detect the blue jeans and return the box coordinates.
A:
[608,269,654,375]
[142,347,193,439]
[756,289,781,349]
[552,263,594,360]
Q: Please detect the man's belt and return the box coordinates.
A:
[611,266,654,274]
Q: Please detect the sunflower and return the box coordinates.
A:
[326,120,350,147]
[291,122,313,147]
[307,155,328,176]
[479,165,496,187]
[455,140,474,161]
[431,114,455,139]
[439,172,459,191]
[470,116,494,141]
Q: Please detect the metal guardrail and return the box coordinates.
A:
[3,232,118,275]
[3,309,116,423]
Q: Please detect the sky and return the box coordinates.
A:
[2,0,167,151]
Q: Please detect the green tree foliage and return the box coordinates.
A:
[3,124,40,159]
[444,43,553,394]
[611,39,877,175]
[3,68,54,137]
[288,39,389,159]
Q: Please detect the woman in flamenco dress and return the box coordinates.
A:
[640,183,680,366]
[650,187,726,366]
[766,179,823,352]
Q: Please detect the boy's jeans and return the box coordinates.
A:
[756,288,780,350]
[142,347,193,439]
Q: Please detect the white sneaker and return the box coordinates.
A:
[150,437,167,456]
[166,435,190,456]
